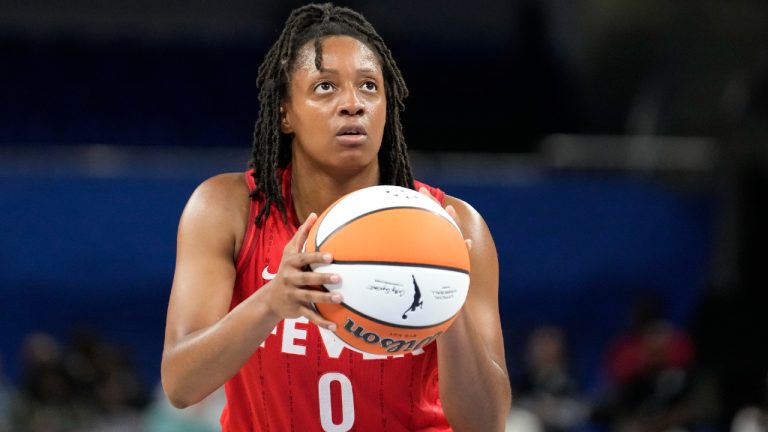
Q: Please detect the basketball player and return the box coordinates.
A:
[161,4,511,431]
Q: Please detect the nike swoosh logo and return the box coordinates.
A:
[262,265,277,281]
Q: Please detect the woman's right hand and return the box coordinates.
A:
[263,212,343,331]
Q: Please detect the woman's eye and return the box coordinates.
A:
[361,81,377,92]
[315,82,334,93]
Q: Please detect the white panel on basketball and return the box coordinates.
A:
[311,263,469,327]
[315,185,460,245]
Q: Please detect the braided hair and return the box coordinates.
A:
[249,3,413,226]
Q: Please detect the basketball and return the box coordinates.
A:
[304,185,470,356]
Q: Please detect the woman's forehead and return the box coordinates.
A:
[292,35,381,74]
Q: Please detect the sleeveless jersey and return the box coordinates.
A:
[221,166,453,432]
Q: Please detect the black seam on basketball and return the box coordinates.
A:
[338,301,457,330]
[316,205,455,250]
[328,260,469,275]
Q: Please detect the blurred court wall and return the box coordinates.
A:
[0,146,715,393]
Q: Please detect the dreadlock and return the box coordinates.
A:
[248,3,413,226]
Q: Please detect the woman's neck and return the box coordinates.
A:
[290,159,380,224]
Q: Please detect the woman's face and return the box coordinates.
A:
[282,35,386,175]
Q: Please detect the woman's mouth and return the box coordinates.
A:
[336,125,368,145]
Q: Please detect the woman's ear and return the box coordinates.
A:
[279,105,293,134]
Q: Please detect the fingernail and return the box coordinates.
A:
[327,323,337,331]
[329,274,341,283]
[331,294,342,303]
[323,253,333,263]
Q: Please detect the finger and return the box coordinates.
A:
[299,306,338,331]
[445,204,459,220]
[289,212,318,251]
[419,188,457,223]
[294,286,343,305]
[418,186,438,203]
[443,204,471,250]
[287,270,341,287]
[289,251,334,268]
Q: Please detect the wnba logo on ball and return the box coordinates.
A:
[343,318,442,354]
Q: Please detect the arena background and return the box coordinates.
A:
[1,1,766,431]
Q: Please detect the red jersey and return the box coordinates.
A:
[221,167,452,432]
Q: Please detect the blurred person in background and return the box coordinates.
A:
[65,329,147,432]
[731,372,768,432]
[13,332,80,432]
[69,329,147,416]
[11,330,148,432]
[506,406,544,432]
[144,385,225,432]
[0,356,10,432]
[593,295,696,432]
[511,325,590,432]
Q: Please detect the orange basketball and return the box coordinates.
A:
[304,185,470,356]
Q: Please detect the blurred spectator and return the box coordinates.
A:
[10,330,148,432]
[65,328,147,414]
[512,325,590,432]
[0,356,10,432]
[66,328,147,432]
[506,406,544,432]
[13,332,82,431]
[731,372,768,432]
[144,384,225,432]
[594,296,696,432]
[732,407,767,432]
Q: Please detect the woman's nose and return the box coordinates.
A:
[338,87,364,116]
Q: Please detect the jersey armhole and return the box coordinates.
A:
[235,170,259,272]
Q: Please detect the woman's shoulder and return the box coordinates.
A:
[195,172,249,197]
[181,172,251,245]
[188,173,250,212]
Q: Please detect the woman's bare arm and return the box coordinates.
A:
[161,174,341,408]
[436,195,512,431]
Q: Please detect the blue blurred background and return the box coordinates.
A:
[1,1,766,431]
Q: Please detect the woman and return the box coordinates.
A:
[161,3,511,431]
